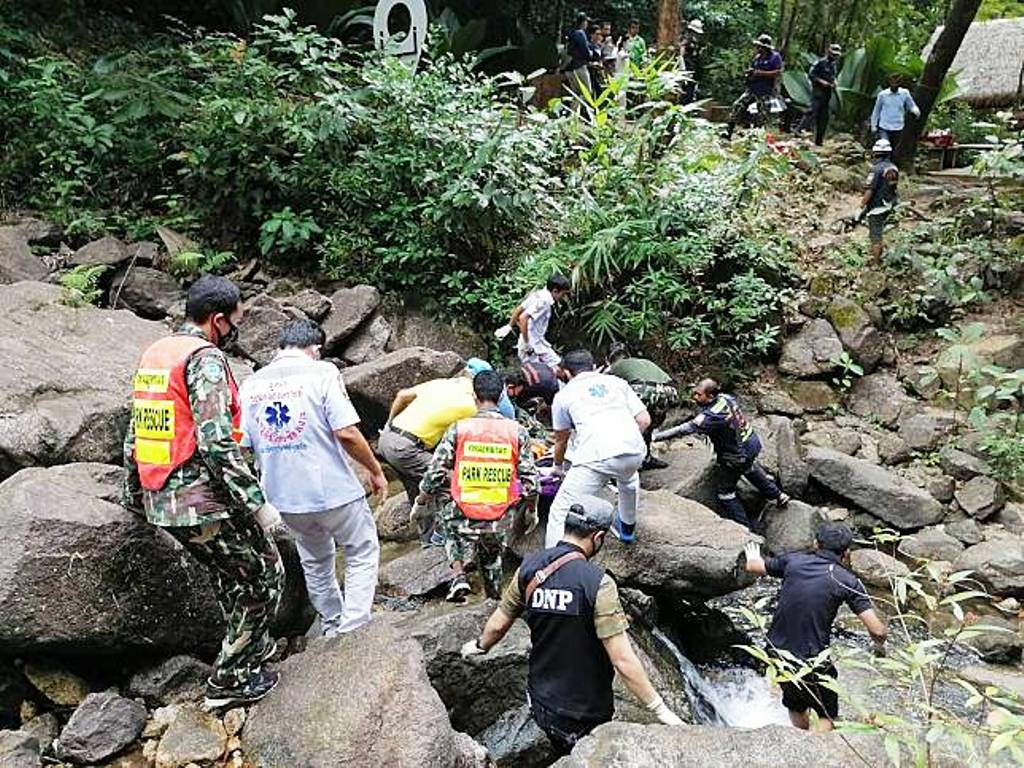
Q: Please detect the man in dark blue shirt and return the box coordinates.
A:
[653,378,789,528]
[744,523,887,730]
[725,34,784,138]
[563,14,594,105]
[797,43,841,145]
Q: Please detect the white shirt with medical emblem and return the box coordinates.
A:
[239,350,364,514]
[551,371,647,465]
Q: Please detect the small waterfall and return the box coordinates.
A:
[650,626,791,729]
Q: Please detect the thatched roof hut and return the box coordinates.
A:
[922,18,1024,108]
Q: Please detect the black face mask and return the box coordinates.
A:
[216,317,240,350]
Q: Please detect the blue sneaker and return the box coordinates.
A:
[611,516,636,544]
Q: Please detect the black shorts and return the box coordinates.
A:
[779,663,839,720]
[530,698,607,757]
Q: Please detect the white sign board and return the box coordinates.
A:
[373,0,428,70]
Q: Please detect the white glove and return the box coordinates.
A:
[744,541,761,564]
[494,324,513,340]
[461,639,487,659]
[254,501,282,531]
[645,693,683,725]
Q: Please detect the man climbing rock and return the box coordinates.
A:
[859,138,900,263]
[653,378,789,529]
[547,349,650,546]
[240,320,386,637]
[122,275,284,709]
[743,523,887,730]
[461,496,682,756]
[417,370,538,603]
[509,273,571,368]
[605,342,679,471]
[725,34,783,138]
[796,44,841,146]
[379,358,508,545]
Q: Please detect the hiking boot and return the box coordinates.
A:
[204,669,279,710]
[422,530,445,549]
[641,456,669,471]
[446,574,471,603]
[610,515,636,544]
[776,492,791,507]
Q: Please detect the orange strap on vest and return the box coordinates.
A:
[451,417,522,521]
[132,334,241,491]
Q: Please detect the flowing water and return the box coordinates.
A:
[650,626,791,728]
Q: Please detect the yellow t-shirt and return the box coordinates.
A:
[392,377,477,448]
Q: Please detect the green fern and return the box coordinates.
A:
[59,265,108,307]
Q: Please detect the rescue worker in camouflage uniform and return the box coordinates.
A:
[122,275,284,709]
[605,342,679,471]
[417,370,539,603]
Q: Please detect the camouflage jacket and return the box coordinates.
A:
[122,324,265,528]
[420,408,539,504]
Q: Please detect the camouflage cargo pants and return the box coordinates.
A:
[630,382,679,452]
[438,502,516,599]
[730,90,771,127]
[167,512,284,687]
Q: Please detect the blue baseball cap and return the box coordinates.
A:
[465,358,493,376]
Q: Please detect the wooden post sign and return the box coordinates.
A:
[373,0,428,70]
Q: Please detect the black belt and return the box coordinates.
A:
[388,426,429,451]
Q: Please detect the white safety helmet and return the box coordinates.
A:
[872,139,892,154]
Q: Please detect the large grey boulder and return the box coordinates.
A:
[69,236,130,268]
[755,416,809,498]
[898,409,955,453]
[898,526,964,562]
[0,228,47,284]
[806,447,945,530]
[826,297,885,371]
[0,463,312,655]
[322,285,381,352]
[0,731,41,768]
[110,267,184,320]
[343,314,392,365]
[0,282,165,478]
[639,438,716,508]
[281,289,332,322]
[954,475,1005,520]
[847,372,917,428]
[374,493,417,542]
[55,691,146,764]
[850,549,909,588]
[236,294,297,367]
[939,447,992,481]
[387,309,487,359]
[595,490,755,600]
[378,546,452,599]
[553,722,887,768]
[953,538,1024,597]
[778,319,843,378]
[476,705,549,768]
[397,600,531,735]
[937,333,1024,389]
[343,347,464,430]
[242,621,487,768]
[763,500,827,555]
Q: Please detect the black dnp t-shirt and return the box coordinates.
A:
[765,550,873,660]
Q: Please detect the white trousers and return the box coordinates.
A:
[281,498,380,636]
[518,337,561,368]
[545,453,643,547]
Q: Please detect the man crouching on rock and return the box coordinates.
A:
[122,275,284,709]
[460,496,682,756]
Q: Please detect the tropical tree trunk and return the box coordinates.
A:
[656,0,681,50]
[896,0,981,163]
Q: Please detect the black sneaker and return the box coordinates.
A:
[446,574,471,603]
[776,492,791,507]
[641,456,669,471]
[204,669,280,710]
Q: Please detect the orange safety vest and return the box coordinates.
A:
[451,417,522,521]
[132,334,242,491]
